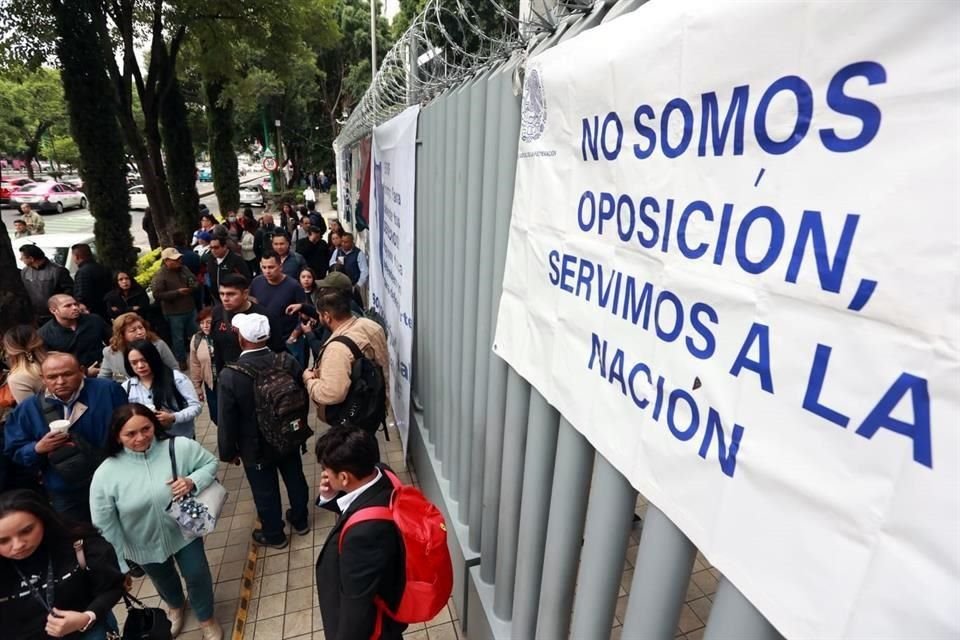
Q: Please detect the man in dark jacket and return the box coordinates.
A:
[217,313,309,548]
[19,244,74,323]
[205,234,251,295]
[210,274,285,372]
[3,352,128,522]
[315,427,405,640]
[71,243,112,318]
[39,295,111,372]
[296,225,330,277]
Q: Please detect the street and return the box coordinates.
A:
[2,173,269,249]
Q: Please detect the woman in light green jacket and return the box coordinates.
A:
[90,403,223,640]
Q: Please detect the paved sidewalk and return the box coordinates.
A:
[112,406,462,640]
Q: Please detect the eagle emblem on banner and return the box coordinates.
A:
[521,69,547,142]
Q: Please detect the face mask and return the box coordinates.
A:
[228,216,236,222]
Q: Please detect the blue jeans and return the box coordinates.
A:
[204,383,218,425]
[245,452,309,542]
[286,336,307,369]
[48,488,91,525]
[141,538,215,622]
[166,310,197,363]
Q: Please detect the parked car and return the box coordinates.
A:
[198,167,213,181]
[63,176,84,191]
[12,233,97,274]
[259,177,272,192]
[128,184,149,210]
[1,177,35,206]
[9,181,87,213]
[239,185,265,207]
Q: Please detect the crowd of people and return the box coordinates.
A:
[0,202,424,640]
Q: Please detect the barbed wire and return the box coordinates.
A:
[334,0,591,149]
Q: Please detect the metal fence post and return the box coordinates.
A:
[480,56,522,585]
[440,90,457,476]
[621,505,697,639]
[569,453,638,639]
[413,105,427,409]
[429,96,448,452]
[510,390,560,637]
[534,419,594,639]
[458,72,489,526]
[468,65,504,552]
[492,369,532,618]
[705,578,785,640]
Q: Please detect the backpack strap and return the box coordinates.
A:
[329,335,363,361]
[73,539,87,570]
[337,506,393,553]
[225,362,257,379]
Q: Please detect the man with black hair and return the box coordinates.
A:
[20,244,74,322]
[71,243,112,318]
[315,426,404,640]
[297,225,331,277]
[271,232,307,279]
[302,289,389,424]
[205,234,252,295]
[210,274,285,372]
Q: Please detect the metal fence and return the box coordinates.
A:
[338,1,789,638]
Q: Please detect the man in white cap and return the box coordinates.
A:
[217,313,311,549]
[151,247,199,368]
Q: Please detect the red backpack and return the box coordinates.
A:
[338,468,454,637]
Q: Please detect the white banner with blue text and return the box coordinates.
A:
[493,2,959,638]
[370,105,419,454]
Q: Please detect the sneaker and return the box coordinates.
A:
[252,530,288,549]
[286,509,310,536]
[167,606,185,637]
[200,622,223,640]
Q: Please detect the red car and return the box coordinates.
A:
[0,177,35,206]
[9,181,88,214]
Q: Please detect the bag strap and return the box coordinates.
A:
[338,506,393,553]
[168,437,178,479]
[225,362,257,380]
[73,539,87,570]
[330,335,363,361]
[121,590,148,610]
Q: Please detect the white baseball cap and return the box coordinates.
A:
[232,313,271,343]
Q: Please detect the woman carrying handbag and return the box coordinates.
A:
[0,489,124,639]
[90,404,223,640]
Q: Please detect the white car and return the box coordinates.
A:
[239,185,265,207]
[128,185,149,210]
[13,233,97,275]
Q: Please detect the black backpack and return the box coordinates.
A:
[226,353,313,456]
[322,336,386,433]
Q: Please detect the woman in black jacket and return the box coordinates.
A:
[0,490,125,639]
[104,271,151,321]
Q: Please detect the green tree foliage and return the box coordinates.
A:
[0,67,69,179]
[52,0,136,273]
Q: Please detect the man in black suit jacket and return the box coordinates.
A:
[206,234,252,295]
[217,312,310,549]
[315,427,405,640]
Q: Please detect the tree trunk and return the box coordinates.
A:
[52,0,137,273]
[160,78,201,235]
[0,219,35,332]
[204,79,240,216]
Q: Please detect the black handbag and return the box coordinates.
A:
[120,591,173,640]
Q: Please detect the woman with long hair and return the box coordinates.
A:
[0,489,124,639]
[188,308,218,425]
[122,340,201,439]
[103,271,151,322]
[90,404,222,639]
[2,325,46,403]
[98,312,178,382]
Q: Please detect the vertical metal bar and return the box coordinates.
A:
[440,91,457,475]
[450,82,470,505]
[621,505,697,639]
[510,390,560,636]
[425,101,440,445]
[535,418,594,640]
[569,454,638,639]
[492,369,531,618]
[704,578,784,640]
[413,106,427,407]
[457,73,488,526]
[429,97,447,450]
[468,65,503,552]
[480,56,522,584]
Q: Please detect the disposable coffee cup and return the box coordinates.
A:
[49,419,71,435]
